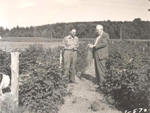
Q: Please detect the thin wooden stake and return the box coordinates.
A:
[10,52,19,113]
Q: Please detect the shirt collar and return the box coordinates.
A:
[69,35,75,39]
[99,31,103,37]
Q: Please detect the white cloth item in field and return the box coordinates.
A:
[94,31,103,46]
[0,74,10,89]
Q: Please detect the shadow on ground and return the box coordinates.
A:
[80,73,97,84]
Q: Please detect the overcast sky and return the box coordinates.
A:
[0,0,149,29]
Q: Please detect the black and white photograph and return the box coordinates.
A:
[0,0,150,113]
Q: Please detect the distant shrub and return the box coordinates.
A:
[76,42,90,75]
[0,50,11,75]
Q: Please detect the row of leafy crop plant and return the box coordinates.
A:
[0,40,149,112]
[0,42,89,113]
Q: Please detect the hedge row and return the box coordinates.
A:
[19,42,89,112]
[0,42,89,113]
[101,41,150,110]
[1,40,149,112]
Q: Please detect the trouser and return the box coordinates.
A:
[63,50,77,82]
[94,58,106,85]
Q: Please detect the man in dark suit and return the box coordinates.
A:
[88,24,109,86]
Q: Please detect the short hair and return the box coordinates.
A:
[96,25,103,30]
[70,28,76,31]
[70,29,76,33]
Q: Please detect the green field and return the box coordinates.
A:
[0,41,62,51]
[0,37,62,42]
[0,37,95,42]
[0,37,149,42]
[0,37,149,51]
[0,37,91,51]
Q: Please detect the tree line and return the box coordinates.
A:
[0,18,149,39]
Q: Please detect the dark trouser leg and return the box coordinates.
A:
[94,57,106,85]
[99,59,106,84]
[64,51,71,79]
[70,51,77,82]
[94,58,100,84]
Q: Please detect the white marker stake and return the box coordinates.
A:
[60,50,63,69]
[11,52,19,113]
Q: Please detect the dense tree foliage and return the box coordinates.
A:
[0,18,149,39]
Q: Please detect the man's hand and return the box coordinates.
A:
[87,44,95,48]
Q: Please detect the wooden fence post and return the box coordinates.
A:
[10,52,19,113]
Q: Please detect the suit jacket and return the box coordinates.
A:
[93,31,109,60]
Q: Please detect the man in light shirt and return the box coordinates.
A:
[62,29,79,83]
[88,25,109,86]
